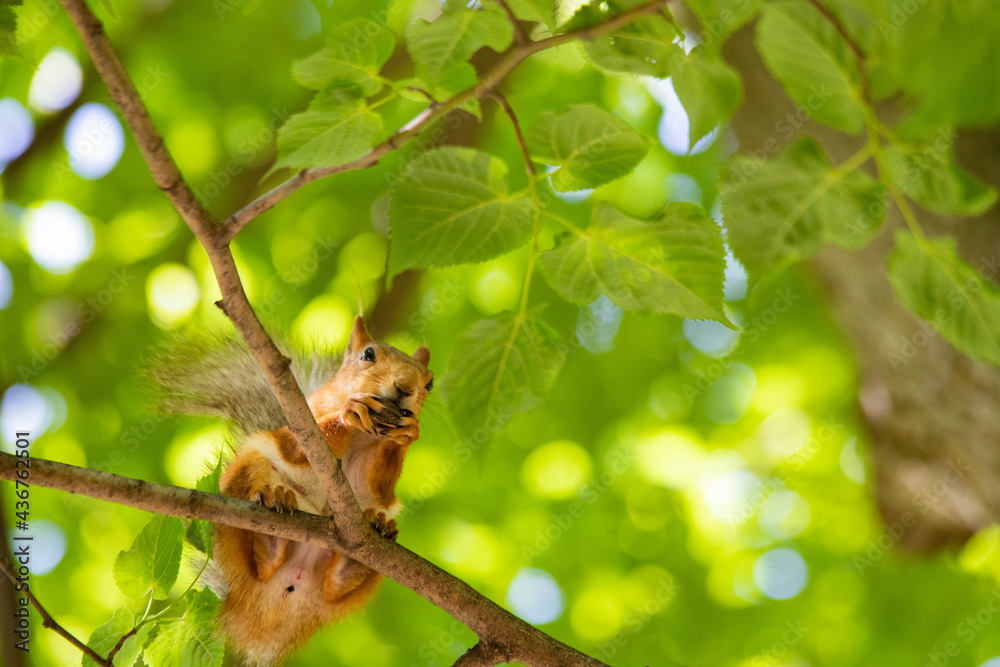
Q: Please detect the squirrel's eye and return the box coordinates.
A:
[362,347,376,362]
[425,378,433,392]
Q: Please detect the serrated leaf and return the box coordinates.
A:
[144,589,224,667]
[388,147,533,277]
[527,105,648,192]
[672,45,743,144]
[270,97,382,174]
[292,18,395,96]
[83,607,156,667]
[685,0,761,44]
[506,0,556,31]
[889,232,1000,367]
[407,4,513,86]
[721,138,885,281]
[756,1,865,133]
[113,516,184,601]
[541,202,730,323]
[884,131,997,217]
[567,1,682,77]
[441,313,567,441]
[186,458,222,555]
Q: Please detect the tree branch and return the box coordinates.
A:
[46,1,672,664]
[0,552,111,666]
[0,454,608,666]
[56,0,367,548]
[452,640,506,666]
[220,0,670,239]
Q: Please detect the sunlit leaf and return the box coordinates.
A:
[889,232,1000,367]
[441,312,567,441]
[113,516,184,601]
[407,4,513,87]
[566,0,682,77]
[144,589,224,667]
[388,147,534,277]
[756,0,865,133]
[292,18,396,96]
[270,95,382,173]
[506,0,556,31]
[541,202,730,323]
[86,613,155,667]
[527,105,648,192]
[686,0,761,44]
[671,45,743,144]
[722,137,885,281]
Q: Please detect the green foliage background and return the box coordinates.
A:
[2,0,1000,666]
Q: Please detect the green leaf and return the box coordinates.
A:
[292,18,396,96]
[407,4,513,87]
[884,130,997,217]
[756,0,865,133]
[506,0,556,31]
[441,312,567,441]
[541,202,730,323]
[83,607,155,667]
[671,45,743,144]
[270,95,382,174]
[568,1,682,78]
[721,138,885,281]
[0,0,23,60]
[889,232,1000,367]
[388,147,534,277]
[145,589,224,667]
[686,0,761,44]
[527,105,649,192]
[113,516,185,601]
[185,458,223,555]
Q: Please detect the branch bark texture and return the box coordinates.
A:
[20,0,672,663]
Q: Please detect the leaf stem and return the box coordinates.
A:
[868,124,928,243]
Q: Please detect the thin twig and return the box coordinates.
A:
[106,626,138,663]
[494,0,529,46]
[56,0,367,548]
[489,92,535,177]
[221,0,670,239]
[804,0,869,100]
[0,554,111,666]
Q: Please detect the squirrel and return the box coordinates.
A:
[151,316,432,665]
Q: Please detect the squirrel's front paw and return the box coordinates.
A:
[341,393,389,435]
[250,483,298,514]
[377,413,419,446]
[364,508,398,541]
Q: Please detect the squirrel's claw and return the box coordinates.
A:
[364,508,398,541]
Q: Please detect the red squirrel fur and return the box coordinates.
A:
[212,317,432,665]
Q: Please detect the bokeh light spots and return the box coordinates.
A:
[506,568,565,624]
[570,586,626,641]
[0,98,34,165]
[438,520,501,577]
[0,259,12,308]
[28,47,83,113]
[754,548,808,600]
[576,294,624,354]
[470,261,520,314]
[165,424,225,487]
[167,120,217,176]
[635,430,705,490]
[107,205,178,263]
[0,384,57,447]
[758,490,810,540]
[292,294,352,344]
[521,440,593,499]
[146,263,200,328]
[24,201,95,273]
[64,103,126,179]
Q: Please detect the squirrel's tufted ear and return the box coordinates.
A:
[348,316,372,351]
[413,346,430,366]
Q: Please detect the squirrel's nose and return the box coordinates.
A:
[394,382,414,398]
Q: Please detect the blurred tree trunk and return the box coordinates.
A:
[722,24,1000,550]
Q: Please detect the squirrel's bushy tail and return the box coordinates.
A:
[146,332,341,433]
